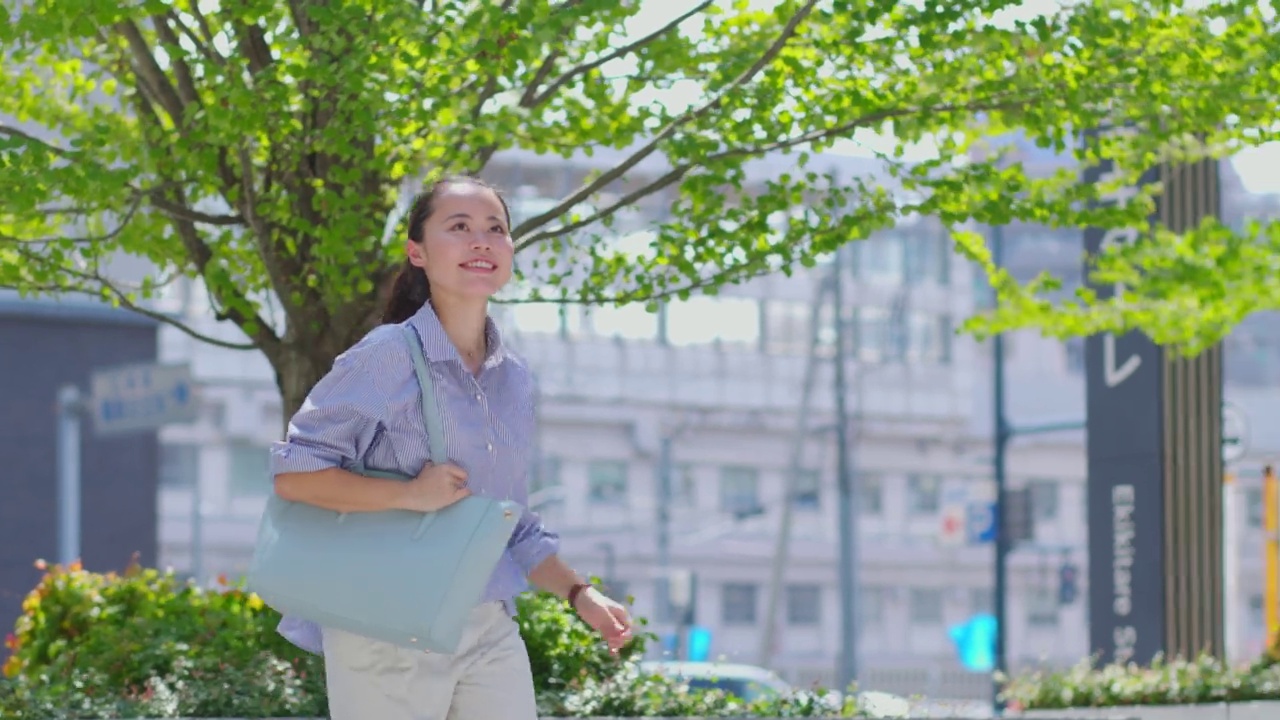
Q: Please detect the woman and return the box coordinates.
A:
[269,176,633,719]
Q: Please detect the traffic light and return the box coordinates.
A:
[1058,562,1079,606]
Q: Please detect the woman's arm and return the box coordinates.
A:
[527,554,587,599]
[274,468,410,513]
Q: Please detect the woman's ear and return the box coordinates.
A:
[405,239,427,269]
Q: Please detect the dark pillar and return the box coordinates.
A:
[1083,135,1224,666]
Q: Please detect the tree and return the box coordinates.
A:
[2,0,1275,414]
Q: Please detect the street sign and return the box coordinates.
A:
[966,501,997,545]
[90,362,198,436]
[1223,402,1249,463]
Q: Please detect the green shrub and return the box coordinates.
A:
[999,653,1280,710]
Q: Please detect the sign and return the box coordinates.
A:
[90,362,198,436]
[966,501,997,545]
[1223,402,1248,463]
[1082,125,1168,667]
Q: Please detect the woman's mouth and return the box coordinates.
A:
[461,259,497,274]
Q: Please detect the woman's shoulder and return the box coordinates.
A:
[331,323,416,378]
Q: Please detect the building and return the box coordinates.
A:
[0,296,162,637]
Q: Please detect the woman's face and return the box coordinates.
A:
[407,183,513,301]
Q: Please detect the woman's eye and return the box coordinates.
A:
[451,222,468,232]
[491,225,506,234]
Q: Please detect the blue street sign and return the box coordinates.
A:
[966,501,997,545]
[90,362,198,436]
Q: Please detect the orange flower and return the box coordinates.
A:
[217,573,229,587]
[3,633,17,650]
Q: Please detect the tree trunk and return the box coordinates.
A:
[272,319,380,430]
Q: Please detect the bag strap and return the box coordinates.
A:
[400,324,448,464]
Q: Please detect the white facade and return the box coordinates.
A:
[148,152,1277,702]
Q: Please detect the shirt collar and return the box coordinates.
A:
[407,301,509,370]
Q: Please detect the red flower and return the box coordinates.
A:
[3,633,17,651]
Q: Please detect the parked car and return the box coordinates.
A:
[639,660,911,718]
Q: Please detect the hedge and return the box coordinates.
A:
[1,559,864,719]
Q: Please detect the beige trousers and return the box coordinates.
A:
[321,602,538,720]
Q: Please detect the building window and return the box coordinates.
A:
[672,463,698,506]
[228,443,271,497]
[531,455,562,494]
[588,460,629,505]
[859,474,883,515]
[159,443,199,488]
[1027,588,1059,627]
[854,307,891,362]
[786,584,821,626]
[1028,479,1059,521]
[763,301,815,356]
[1249,594,1264,628]
[970,587,993,615]
[722,583,758,625]
[792,469,820,510]
[909,588,944,625]
[908,474,941,515]
[1247,488,1264,528]
[859,587,885,626]
[719,466,761,517]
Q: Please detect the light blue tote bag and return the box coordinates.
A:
[246,324,521,654]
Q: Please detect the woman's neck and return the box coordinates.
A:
[429,295,488,363]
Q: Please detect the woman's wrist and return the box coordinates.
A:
[567,581,593,610]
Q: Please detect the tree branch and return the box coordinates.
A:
[115,19,187,124]
[516,86,1092,251]
[511,0,820,241]
[521,1,714,109]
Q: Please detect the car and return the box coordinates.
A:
[638,660,912,718]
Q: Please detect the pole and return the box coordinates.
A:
[833,246,859,692]
[192,467,204,584]
[657,434,675,653]
[1265,466,1279,649]
[991,224,1011,713]
[56,385,82,567]
[759,272,834,667]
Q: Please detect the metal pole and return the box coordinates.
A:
[657,434,675,654]
[191,466,204,584]
[759,272,834,667]
[991,224,1011,713]
[56,385,82,567]
[833,246,859,692]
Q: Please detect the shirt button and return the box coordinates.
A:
[475,393,482,401]
[486,442,494,453]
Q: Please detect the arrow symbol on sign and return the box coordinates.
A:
[1103,334,1141,388]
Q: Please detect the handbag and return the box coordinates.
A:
[246,324,522,654]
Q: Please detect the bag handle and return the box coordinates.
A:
[400,324,448,464]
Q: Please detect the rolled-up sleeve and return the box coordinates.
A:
[270,335,392,477]
[506,509,560,575]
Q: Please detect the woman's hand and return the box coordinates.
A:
[396,461,470,512]
[574,587,633,653]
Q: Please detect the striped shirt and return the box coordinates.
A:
[268,301,559,654]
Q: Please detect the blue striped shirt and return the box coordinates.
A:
[268,302,559,653]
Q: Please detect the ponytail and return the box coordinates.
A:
[380,174,511,325]
[382,259,431,324]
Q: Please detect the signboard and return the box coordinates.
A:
[1083,125,1168,667]
[90,362,198,436]
[966,501,997,545]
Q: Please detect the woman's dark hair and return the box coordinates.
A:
[382,175,512,324]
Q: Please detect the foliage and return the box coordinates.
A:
[515,582,651,698]
[1,559,868,718]
[3,1,1277,410]
[2,557,326,718]
[999,653,1280,711]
